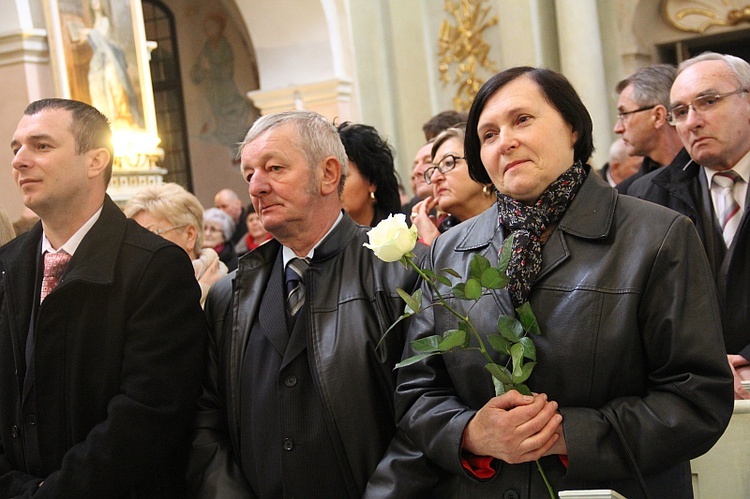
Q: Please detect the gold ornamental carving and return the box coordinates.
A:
[438,0,499,112]
[662,0,750,33]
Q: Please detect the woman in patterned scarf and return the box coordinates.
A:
[394,67,732,498]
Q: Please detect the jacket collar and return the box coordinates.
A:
[1,196,125,285]
[456,167,616,252]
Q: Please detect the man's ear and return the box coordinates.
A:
[86,148,110,180]
[652,105,669,129]
[319,156,342,196]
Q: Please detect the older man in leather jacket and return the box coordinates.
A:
[187,111,436,498]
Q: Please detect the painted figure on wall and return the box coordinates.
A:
[190,12,252,151]
[82,0,144,128]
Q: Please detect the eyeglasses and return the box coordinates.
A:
[203,226,224,234]
[425,154,464,185]
[616,105,656,122]
[667,89,748,125]
[151,224,187,235]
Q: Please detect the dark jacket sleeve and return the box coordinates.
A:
[187,275,253,498]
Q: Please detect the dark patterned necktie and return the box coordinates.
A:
[41,251,71,302]
[285,258,309,317]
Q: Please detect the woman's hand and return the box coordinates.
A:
[410,197,440,245]
[462,391,562,463]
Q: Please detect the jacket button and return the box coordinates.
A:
[284,376,297,387]
[503,490,519,499]
[11,425,18,438]
[283,438,294,451]
[25,415,36,426]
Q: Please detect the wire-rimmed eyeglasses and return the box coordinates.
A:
[152,224,187,235]
[667,88,748,126]
[616,105,656,122]
[424,154,464,185]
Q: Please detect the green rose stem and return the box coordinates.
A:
[396,252,555,499]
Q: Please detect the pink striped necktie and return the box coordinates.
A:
[712,170,742,247]
[41,251,71,302]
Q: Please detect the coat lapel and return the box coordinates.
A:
[538,172,614,282]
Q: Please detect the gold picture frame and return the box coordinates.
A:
[44,0,157,134]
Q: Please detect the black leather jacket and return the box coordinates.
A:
[188,213,436,498]
[395,172,733,498]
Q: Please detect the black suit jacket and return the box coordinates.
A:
[629,149,750,357]
[0,196,206,497]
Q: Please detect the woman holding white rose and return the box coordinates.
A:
[393,67,732,498]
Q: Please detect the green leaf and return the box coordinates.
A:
[510,342,524,376]
[516,302,541,335]
[395,353,435,369]
[484,362,512,384]
[436,275,452,287]
[512,361,536,384]
[497,234,514,273]
[515,383,533,396]
[518,336,537,361]
[411,335,441,352]
[492,376,506,397]
[497,315,524,342]
[397,288,421,314]
[469,254,491,280]
[465,278,482,300]
[452,282,466,300]
[442,267,462,279]
[438,329,468,350]
[480,267,508,289]
[487,334,511,355]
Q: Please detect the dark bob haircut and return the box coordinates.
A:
[465,66,594,185]
[337,121,401,216]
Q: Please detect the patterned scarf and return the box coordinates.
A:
[496,161,587,308]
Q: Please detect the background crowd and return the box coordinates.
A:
[0,51,747,498]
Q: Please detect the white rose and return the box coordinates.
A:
[364,213,418,262]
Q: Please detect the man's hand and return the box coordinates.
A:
[728,354,750,400]
[462,391,562,464]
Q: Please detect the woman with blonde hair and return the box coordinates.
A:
[124,183,226,306]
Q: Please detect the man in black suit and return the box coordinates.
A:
[188,110,436,498]
[0,98,205,496]
[629,52,750,400]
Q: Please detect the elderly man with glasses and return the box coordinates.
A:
[629,52,750,400]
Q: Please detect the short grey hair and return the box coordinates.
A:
[203,207,235,242]
[238,110,348,193]
[616,64,677,108]
[677,51,750,90]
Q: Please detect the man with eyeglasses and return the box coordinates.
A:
[613,64,686,194]
[629,52,750,400]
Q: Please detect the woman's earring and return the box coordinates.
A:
[483,185,492,196]
[369,191,376,202]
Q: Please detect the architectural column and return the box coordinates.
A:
[555,0,611,168]
[247,78,353,122]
